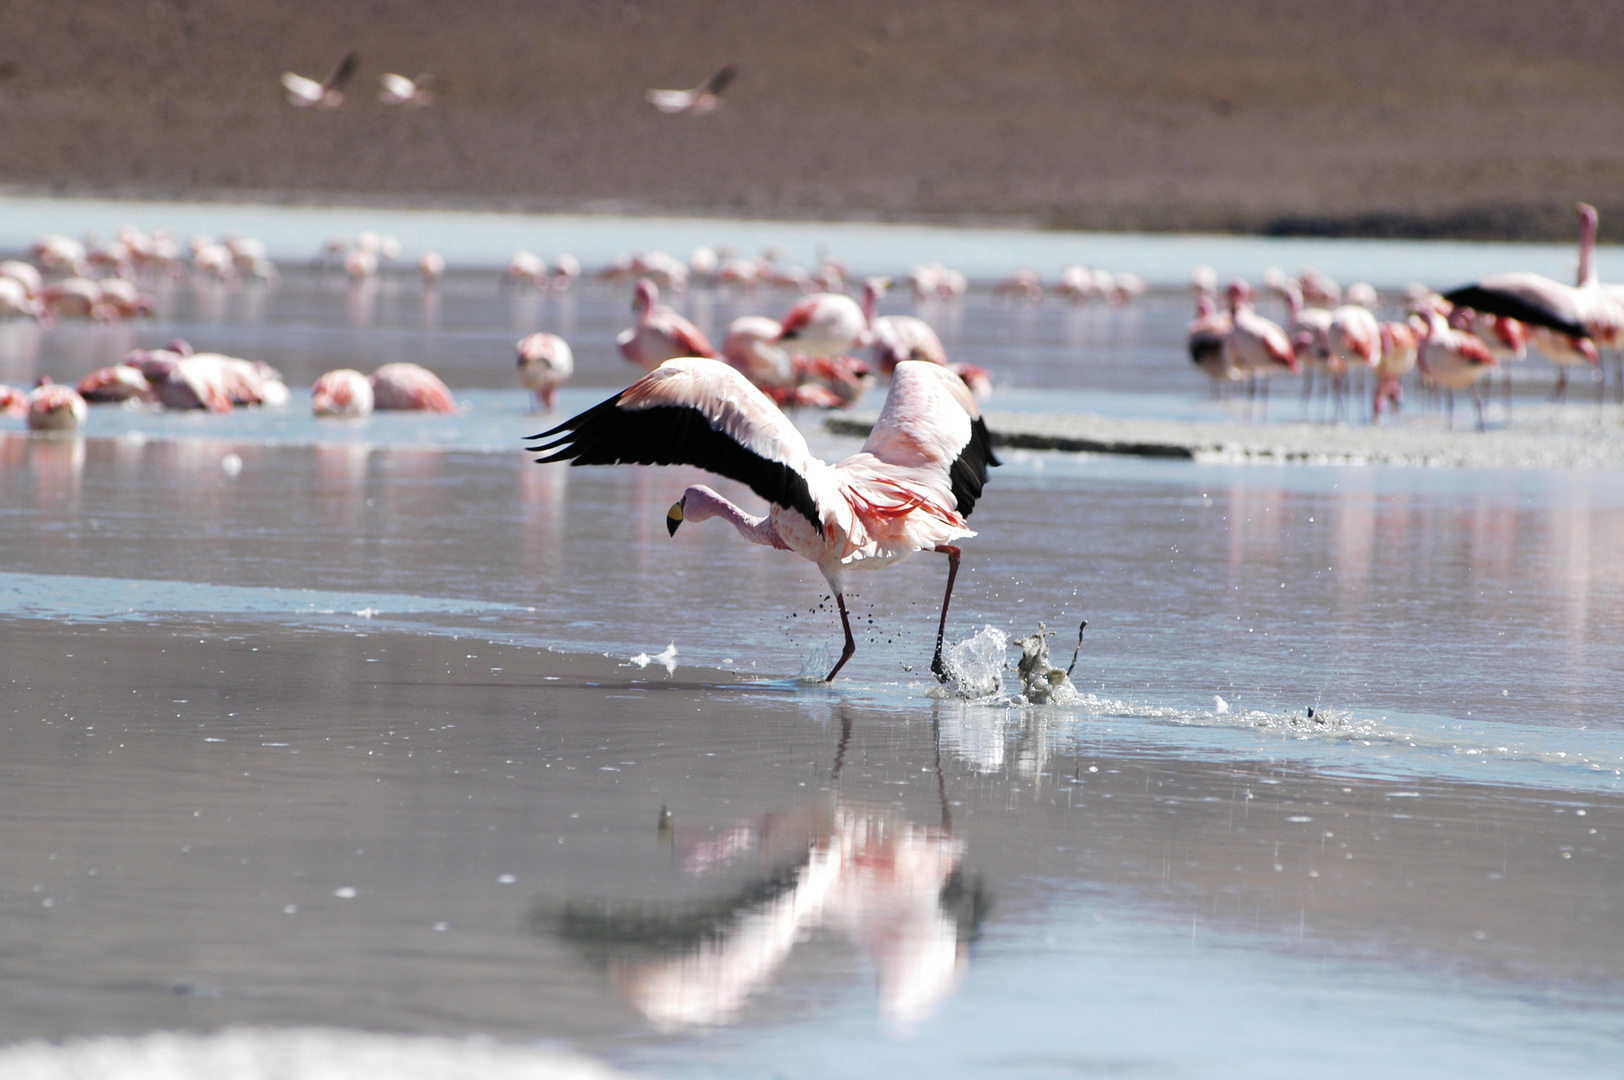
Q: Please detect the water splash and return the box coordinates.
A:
[629,642,678,674]
[936,625,1010,699]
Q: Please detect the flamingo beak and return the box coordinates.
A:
[666,496,685,536]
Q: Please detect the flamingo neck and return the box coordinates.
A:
[862,281,879,327]
[1578,211,1598,286]
[681,485,789,550]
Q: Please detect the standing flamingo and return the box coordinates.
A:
[1221,282,1299,417]
[617,278,715,371]
[1416,307,1496,429]
[528,358,998,681]
[517,332,574,411]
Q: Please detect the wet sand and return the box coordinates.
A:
[2,613,1620,1075]
[2,1,1623,238]
[833,404,1624,469]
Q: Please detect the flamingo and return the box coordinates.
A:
[617,278,715,371]
[1221,282,1299,416]
[370,362,456,411]
[379,73,435,106]
[1416,306,1496,429]
[76,364,155,404]
[528,358,999,681]
[312,369,375,418]
[282,50,358,108]
[646,65,736,114]
[0,384,28,417]
[994,270,1044,303]
[517,332,574,411]
[1372,320,1420,422]
[1326,302,1382,420]
[864,278,947,374]
[0,277,43,320]
[419,251,446,284]
[1186,293,1237,387]
[720,317,848,408]
[776,292,867,359]
[1265,270,1331,413]
[26,382,87,432]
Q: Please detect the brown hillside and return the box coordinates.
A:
[1,0,1622,238]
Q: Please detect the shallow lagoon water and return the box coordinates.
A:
[1,256,1622,1077]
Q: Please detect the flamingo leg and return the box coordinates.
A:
[1472,384,1485,431]
[825,593,857,682]
[930,544,963,680]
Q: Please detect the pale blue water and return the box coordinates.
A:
[3,193,1622,287]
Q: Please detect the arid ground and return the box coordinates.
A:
[1,0,1622,239]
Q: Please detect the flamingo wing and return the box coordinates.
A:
[862,361,999,519]
[527,357,823,530]
[645,89,691,113]
[1443,277,1587,339]
[703,64,737,96]
[324,49,359,92]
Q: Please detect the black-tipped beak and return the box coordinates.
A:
[666,497,685,537]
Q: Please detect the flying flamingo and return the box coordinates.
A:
[617,278,716,371]
[528,358,999,681]
[311,369,375,417]
[646,65,737,114]
[281,50,359,108]
[517,332,574,411]
[370,362,456,411]
[379,73,435,106]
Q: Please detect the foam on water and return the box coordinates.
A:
[0,1028,633,1080]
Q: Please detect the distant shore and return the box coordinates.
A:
[2,1,1622,242]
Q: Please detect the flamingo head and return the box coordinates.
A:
[1578,202,1599,233]
[666,494,686,536]
[1225,280,1253,310]
[632,277,658,315]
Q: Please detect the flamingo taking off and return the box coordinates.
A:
[281,50,359,108]
[528,357,999,681]
[517,332,574,411]
[617,278,715,370]
[646,65,736,114]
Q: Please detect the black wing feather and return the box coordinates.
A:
[947,416,999,519]
[1442,285,1588,339]
[527,394,822,533]
[704,64,737,96]
[325,50,359,92]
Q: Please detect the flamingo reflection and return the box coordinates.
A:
[552,716,984,1032]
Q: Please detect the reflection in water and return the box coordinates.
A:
[552,720,986,1033]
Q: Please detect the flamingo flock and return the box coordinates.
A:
[1184,202,1624,429]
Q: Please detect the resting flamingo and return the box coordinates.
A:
[528,358,998,681]
[26,382,87,432]
[617,278,715,371]
[517,332,574,411]
[370,362,456,411]
[312,369,374,418]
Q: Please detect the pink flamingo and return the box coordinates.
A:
[1221,282,1299,417]
[1187,292,1237,387]
[617,278,716,371]
[1416,306,1496,429]
[26,382,87,432]
[1372,320,1420,422]
[77,364,155,404]
[864,278,947,374]
[282,50,358,108]
[529,358,998,681]
[1327,302,1382,420]
[517,332,574,411]
[776,292,867,359]
[1265,271,1332,413]
[646,65,737,114]
[0,384,28,417]
[311,369,374,418]
[994,270,1044,303]
[370,363,456,411]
